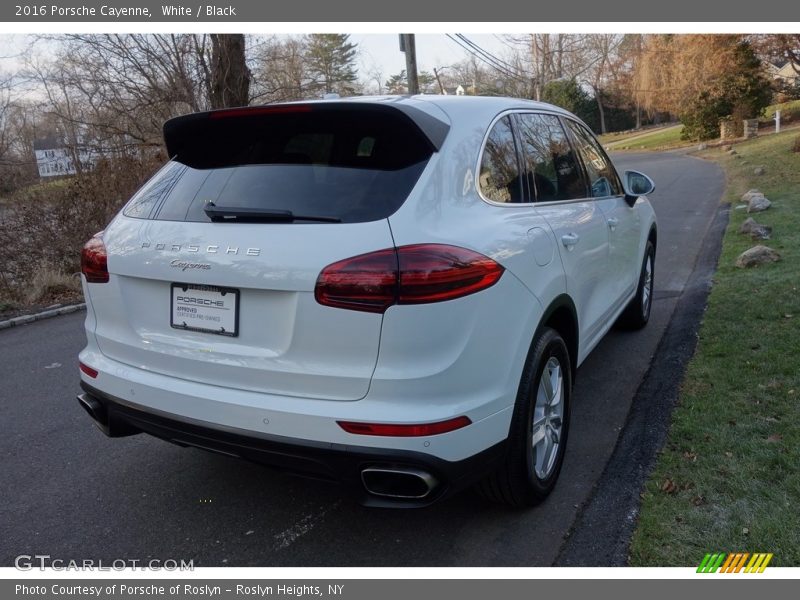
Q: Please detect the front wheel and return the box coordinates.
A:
[477,327,572,507]
[617,240,655,330]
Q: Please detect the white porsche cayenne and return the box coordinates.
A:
[78,96,657,507]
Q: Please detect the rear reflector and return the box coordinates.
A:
[81,233,109,283]
[338,416,471,437]
[315,244,503,313]
[79,362,98,378]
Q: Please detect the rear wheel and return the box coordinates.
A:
[478,327,572,507]
[617,240,655,330]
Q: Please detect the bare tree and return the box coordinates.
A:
[754,34,800,75]
[584,34,624,134]
[24,34,251,155]
[250,36,311,102]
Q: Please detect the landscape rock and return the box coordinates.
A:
[747,195,771,213]
[728,149,737,155]
[735,245,781,268]
[739,217,772,240]
[697,143,708,151]
[741,189,762,202]
[754,166,766,175]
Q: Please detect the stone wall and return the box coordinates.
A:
[743,119,759,138]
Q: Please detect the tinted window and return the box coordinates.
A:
[122,161,185,219]
[516,113,586,202]
[565,120,622,198]
[479,116,523,204]
[137,110,434,224]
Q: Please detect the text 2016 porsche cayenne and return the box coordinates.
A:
[78,96,657,507]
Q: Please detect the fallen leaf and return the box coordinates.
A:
[691,495,706,506]
[725,451,733,457]
[742,527,750,535]
[682,451,698,462]
[661,479,678,494]
[766,434,783,443]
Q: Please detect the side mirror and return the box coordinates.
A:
[623,170,655,204]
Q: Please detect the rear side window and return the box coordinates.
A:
[124,109,435,224]
[516,113,586,202]
[123,161,185,219]
[564,120,623,198]
[479,116,523,204]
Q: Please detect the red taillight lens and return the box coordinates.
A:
[397,244,504,305]
[79,362,98,378]
[315,244,503,313]
[81,234,109,283]
[314,248,398,313]
[338,416,471,437]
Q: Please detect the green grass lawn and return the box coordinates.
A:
[604,125,688,151]
[597,126,672,145]
[629,130,800,566]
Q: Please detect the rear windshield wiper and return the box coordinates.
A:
[204,203,342,223]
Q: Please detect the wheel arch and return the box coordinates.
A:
[536,294,579,378]
[648,222,658,255]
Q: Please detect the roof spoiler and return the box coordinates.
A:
[163,101,450,165]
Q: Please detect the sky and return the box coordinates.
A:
[351,33,512,79]
[0,33,514,93]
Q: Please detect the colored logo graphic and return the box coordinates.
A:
[697,553,773,573]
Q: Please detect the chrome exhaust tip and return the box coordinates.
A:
[361,467,438,499]
[77,393,108,427]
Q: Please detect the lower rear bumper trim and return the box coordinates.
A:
[78,381,507,507]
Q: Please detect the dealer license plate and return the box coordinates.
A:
[170,283,239,337]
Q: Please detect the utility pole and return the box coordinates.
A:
[400,33,419,94]
[433,68,446,95]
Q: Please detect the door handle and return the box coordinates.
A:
[561,233,580,249]
[607,217,619,231]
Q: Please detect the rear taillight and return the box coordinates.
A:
[81,234,109,283]
[315,244,504,313]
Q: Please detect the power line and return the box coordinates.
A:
[445,34,528,83]
[449,34,524,81]
[456,34,526,76]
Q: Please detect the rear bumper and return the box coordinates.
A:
[78,382,507,507]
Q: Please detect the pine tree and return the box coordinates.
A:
[305,34,358,96]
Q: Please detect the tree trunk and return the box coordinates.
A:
[596,89,607,134]
[209,34,251,109]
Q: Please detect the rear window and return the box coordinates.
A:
[124,109,434,224]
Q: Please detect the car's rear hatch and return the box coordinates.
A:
[88,102,448,401]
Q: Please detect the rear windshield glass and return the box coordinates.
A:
[124,109,434,224]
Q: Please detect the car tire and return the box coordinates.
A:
[617,240,655,330]
[477,327,572,507]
